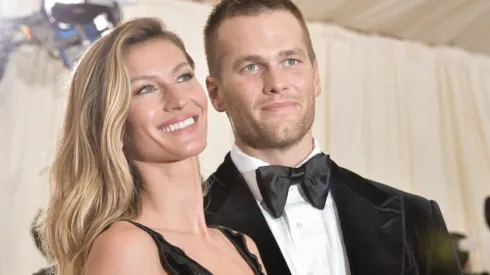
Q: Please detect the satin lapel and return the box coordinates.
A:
[205,154,291,275]
[330,163,406,275]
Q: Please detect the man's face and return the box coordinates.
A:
[207,10,320,150]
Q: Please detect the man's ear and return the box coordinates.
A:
[206,76,226,112]
[313,59,321,97]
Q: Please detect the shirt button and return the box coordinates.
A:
[296,222,303,229]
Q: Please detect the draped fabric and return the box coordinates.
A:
[0,0,488,274]
[294,0,490,56]
[318,24,490,272]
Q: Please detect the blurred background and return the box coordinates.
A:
[0,0,489,274]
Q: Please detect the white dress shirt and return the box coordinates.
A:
[230,138,351,275]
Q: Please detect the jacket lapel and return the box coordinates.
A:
[330,161,407,275]
[205,154,291,275]
[205,154,409,275]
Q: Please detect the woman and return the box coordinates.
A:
[38,17,265,275]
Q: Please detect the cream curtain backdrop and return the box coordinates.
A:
[319,26,490,271]
[0,0,489,274]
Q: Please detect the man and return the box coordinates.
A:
[203,1,462,274]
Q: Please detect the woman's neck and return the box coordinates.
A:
[132,157,208,236]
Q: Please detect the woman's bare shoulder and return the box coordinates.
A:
[83,221,166,275]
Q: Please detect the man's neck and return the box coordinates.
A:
[236,133,315,167]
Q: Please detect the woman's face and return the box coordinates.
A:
[123,38,207,163]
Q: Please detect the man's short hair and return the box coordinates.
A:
[203,0,316,77]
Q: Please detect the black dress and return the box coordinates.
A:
[124,220,264,275]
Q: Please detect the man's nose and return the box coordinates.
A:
[263,67,288,94]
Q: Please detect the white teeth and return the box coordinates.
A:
[160,117,196,132]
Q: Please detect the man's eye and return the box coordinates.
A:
[284,59,299,67]
[244,64,259,72]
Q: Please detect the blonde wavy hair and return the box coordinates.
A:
[37,17,196,275]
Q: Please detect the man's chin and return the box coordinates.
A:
[255,130,305,149]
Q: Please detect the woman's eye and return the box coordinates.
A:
[137,85,155,94]
[177,73,194,83]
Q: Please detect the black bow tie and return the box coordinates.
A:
[255,153,332,218]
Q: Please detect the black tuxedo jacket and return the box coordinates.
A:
[204,153,462,275]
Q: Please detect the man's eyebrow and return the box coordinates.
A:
[278,47,307,58]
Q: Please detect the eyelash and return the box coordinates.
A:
[285,59,299,66]
[137,85,154,94]
[177,72,194,82]
[136,72,194,94]
[243,64,258,72]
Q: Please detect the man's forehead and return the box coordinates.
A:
[215,14,306,58]
[217,10,302,36]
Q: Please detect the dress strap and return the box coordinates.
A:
[119,220,213,275]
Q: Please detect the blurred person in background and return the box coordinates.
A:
[31,210,52,275]
[450,232,489,275]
